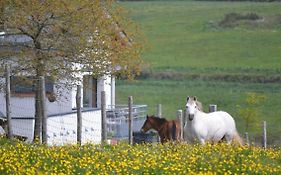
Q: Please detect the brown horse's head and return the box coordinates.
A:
[140,115,167,133]
[140,115,154,133]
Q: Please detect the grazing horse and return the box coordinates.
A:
[140,115,182,143]
[184,96,243,145]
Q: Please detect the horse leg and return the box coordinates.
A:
[224,134,232,145]
[172,121,177,141]
[217,135,226,143]
[160,136,166,144]
[177,128,182,142]
[199,138,205,145]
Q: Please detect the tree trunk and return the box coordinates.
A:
[34,77,42,142]
[33,50,44,143]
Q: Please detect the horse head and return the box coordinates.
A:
[140,115,154,133]
[186,96,199,121]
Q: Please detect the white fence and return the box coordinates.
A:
[47,109,101,146]
[6,109,102,146]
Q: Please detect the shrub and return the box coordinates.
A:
[219,12,262,28]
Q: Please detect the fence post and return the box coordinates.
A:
[128,96,133,145]
[262,121,267,149]
[76,85,82,145]
[101,91,107,143]
[157,104,162,118]
[156,104,162,142]
[183,109,187,141]
[40,76,47,144]
[245,132,249,145]
[5,65,13,139]
[209,104,217,112]
[177,110,183,140]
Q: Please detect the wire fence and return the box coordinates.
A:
[0,66,149,145]
[1,66,280,147]
[1,97,280,147]
[106,104,147,140]
[0,66,150,145]
[0,97,149,145]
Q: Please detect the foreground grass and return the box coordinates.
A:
[0,138,281,174]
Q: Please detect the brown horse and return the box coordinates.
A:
[140,115,182,143]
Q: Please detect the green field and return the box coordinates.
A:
[116,1,281,143]
[123,1,281,71]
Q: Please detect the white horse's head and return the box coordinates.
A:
[186,96,198,121]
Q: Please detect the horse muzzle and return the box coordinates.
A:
[188,114,194,121]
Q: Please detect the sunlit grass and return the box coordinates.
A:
[122,1,281,71]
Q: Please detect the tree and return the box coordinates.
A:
[238,92,266,133]
[0,0,144,141]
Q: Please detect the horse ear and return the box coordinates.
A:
[194,96,197,101]
[187,96,189,102]
[146,115,148,118]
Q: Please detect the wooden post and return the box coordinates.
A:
[5,65,13,139]
[128,96,133,145]
[156,104,162,142]
[110,76,115,108]
[262,121,267,149]
[101,91,107,143]
[183,109,187,141]
[40,76,47,144]
[245,132,249,145]
[209,104,217,112]
[76,85,82,145]
[157,104,162,118]
[177,110,183,140]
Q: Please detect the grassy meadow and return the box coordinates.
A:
[116,1,281,143]
[123,1,281,71]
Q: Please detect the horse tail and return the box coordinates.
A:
[172,121,177,141]
[233,130,243,146]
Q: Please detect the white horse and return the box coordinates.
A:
[184,96,243,145]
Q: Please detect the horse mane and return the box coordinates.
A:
[149,115,167,124]
[196,101,203,111]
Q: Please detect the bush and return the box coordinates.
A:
[219,12,262,28]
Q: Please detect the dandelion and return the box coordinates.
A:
[1,139,281,174]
